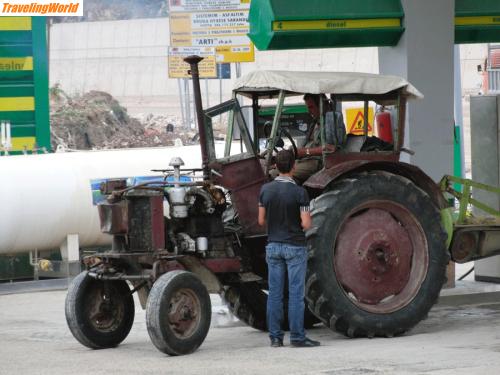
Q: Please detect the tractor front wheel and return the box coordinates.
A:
[146,271,211,356]
[65,271,135,349]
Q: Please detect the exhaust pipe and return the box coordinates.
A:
[184,55,210,181]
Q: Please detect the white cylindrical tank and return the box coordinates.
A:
[0,146,204,255]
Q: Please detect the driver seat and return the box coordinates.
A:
[325,111,346,148]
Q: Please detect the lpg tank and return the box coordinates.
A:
[0,146,204,255]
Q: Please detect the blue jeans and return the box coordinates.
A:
[266,242,307,342]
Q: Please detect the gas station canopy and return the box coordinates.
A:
[455,0,500,44]
[248,0,404,50]
[248,0,500,51]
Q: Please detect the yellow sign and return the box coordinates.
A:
[0,57,33,71]
[346,107,374,136]
[0,16,32,31]
[170,10,254,63]
[455,16,500,26]
[168,47,217,78]
[272,18,401,32]
[215,45,253,63]
[0,97,35,112]
[12,137,36,151]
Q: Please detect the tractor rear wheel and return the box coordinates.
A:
[306,172,449,338]
[225,282,320,331]
[224,283,268,331]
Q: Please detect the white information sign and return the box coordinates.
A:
[168,47,217,78]
[168,0,250,13]
[170,10,254,63]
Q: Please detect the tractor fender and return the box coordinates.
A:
[177,256,223,294]
[304,160,449,209]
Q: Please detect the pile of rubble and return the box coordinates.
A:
[50,87,198,151]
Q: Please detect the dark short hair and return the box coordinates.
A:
[276,149,295,173]
[303,93,328,107]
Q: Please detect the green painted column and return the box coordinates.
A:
[32,17,50,152]
[454,125,462,189]
[0,16,50,154]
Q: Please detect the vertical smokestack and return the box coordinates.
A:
[184,55,210,180]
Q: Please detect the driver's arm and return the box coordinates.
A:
[296,144,336,158]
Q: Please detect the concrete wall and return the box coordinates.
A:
[50,18,175,114]
[49,18,378,116]
[50,17,487,123]
[460,44,488,95]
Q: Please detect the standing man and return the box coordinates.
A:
[258,150,321,348]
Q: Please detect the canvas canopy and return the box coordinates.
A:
[233,70,423,100]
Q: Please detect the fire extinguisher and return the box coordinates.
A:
[375,108,393,144]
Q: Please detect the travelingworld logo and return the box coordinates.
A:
[1,0,83,16]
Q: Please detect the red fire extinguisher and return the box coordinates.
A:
[376,109,393,144]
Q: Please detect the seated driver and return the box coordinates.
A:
[293,94,344,183]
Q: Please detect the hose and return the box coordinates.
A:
[458,266,474,281]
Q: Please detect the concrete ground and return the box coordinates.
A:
[1,278,500,375]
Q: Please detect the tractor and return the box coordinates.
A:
[65,56,496,355]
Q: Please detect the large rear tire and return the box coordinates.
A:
[146,271,211,356]
[224,283,268,331]
[65,271,135,349]
[306,172,449,338]
[225,282,320,331]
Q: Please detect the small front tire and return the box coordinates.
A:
[146,271,211,356]
[65,271,135,349]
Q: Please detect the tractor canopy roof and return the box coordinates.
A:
[233,70,423,101]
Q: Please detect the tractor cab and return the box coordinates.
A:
[202,69,423,177]
[196,67,424,235]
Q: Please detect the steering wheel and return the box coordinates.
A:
[279,128,298,159]
[261,122,298,159]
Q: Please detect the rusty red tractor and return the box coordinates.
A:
[66,56,463,355]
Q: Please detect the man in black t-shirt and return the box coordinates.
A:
[258,150,321,348]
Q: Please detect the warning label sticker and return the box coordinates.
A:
[346,107,374,135]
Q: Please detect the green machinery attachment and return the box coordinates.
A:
[440,175,500,263]
[440,175,500,225]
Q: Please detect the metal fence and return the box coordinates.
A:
[488,69,500,93]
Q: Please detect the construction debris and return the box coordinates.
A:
[50,87,199,150]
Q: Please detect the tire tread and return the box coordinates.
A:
[306,171,449,338]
